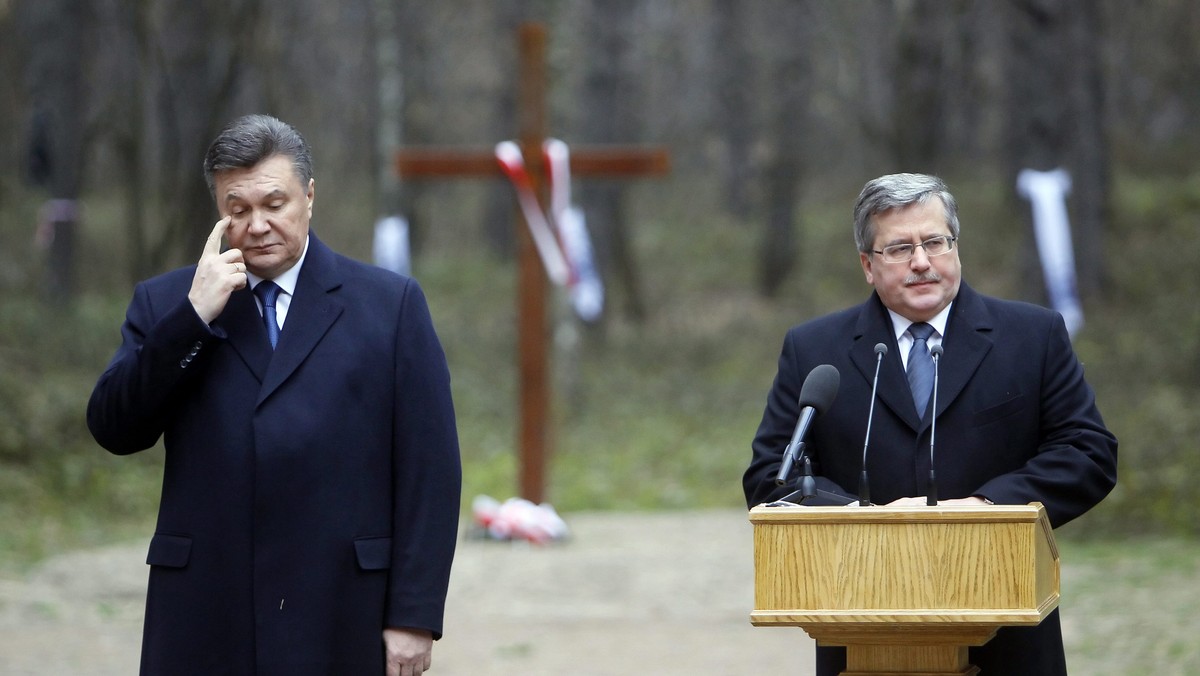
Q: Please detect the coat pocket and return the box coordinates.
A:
[145,533,192,568]
[353,536,392,571]
[973,393,1027,427]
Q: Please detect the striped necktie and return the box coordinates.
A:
[906,322,936,418]
[253,281,282,349]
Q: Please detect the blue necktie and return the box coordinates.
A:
[253,281,282,349]
[907,322,936,418]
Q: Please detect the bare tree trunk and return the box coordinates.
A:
[1066,2,1109,299]
[1000,0,1110,304]
[107,0,150,284]
[19,0,86,303]
[578,0,646,322]
[756,2,813,298]
[713,0,756,216]
[481,0,524,259]
[890,1,953,170]
[396,1,435,257]
[372,0,403,218]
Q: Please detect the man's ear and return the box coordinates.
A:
[860,251,875,285]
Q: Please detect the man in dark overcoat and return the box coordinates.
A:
[89,114,462,676]
[744,173,1117,676]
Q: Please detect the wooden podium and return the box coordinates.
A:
[749,503,1059,676]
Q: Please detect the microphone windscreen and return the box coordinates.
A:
[874,342,888,355]
[930,344,944,357]
[798,364,840,414]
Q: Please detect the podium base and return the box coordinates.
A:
[843,673,977,676]
[841,643,979,676]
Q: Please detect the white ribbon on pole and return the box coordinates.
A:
[1017,167,1084,337]
[373,215,411,277]
[544,139,604,322]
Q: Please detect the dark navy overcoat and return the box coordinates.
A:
[89,233,462,675]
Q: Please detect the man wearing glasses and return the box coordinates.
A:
[743,173,1117,675]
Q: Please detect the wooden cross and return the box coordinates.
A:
[395,22,669,504]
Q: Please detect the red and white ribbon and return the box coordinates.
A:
[495,139,605,321]
[494,141,571,287]
[543,139,605,322]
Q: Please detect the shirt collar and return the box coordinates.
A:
[887,302,953,342]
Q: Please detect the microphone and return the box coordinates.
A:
[926,344,944,506]
[774,364,840,487]
[859,343,888,506]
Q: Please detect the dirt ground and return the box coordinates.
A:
[0,509,813,675]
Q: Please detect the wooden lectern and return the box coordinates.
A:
[749,503,1059,676]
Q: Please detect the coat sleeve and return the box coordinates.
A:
[87,279,223,455]
[972,313,1118,527]
[385,279,463,638]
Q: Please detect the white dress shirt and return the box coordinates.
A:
[887,303,952,371]
[247,235,310,330]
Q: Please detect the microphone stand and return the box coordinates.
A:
[860,344,887,506]
[769,457,857,506]
[768,450,817,506]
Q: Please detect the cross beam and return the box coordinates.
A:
[396,147,669,177]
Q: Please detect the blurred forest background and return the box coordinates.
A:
[1,0,1199,569]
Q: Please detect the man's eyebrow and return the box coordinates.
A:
[883,232,948,246]
[224,188,288,204]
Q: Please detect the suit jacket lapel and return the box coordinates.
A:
[933,283,993,418]
[851,293,924,430]
[218,286,272,384]
[257,234,345,407]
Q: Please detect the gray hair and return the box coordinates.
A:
[853,173,960,253]
[203,114,313,194]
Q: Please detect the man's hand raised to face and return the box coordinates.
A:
[188,216,248,324]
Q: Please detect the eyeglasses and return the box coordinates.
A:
[872,235,957,263]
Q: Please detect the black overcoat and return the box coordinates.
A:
[89,233,462,675]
